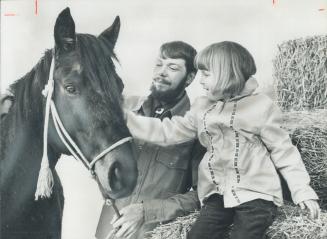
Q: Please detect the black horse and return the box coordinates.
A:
[0,8,137,239]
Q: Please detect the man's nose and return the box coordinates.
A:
[158,66,168,76]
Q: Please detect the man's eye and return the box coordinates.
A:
[64,85,77,94]
[169,66,179,71]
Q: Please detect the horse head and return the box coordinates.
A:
[45,8,137,200]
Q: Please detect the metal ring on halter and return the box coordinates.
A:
[105,199,113,206]
[90,169,96,178]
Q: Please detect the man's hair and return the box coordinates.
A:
[195,41,256,99]
[159,41,197,74]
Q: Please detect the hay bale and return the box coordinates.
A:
[267,204,327,239]
[282,110,327,210]
[147,211,199,239]
[273,35,327,111]
[149,205,327,239]
[145,211,200,239]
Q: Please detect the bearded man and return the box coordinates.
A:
[96,41,205,239]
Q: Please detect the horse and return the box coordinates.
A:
[0,8,137,239]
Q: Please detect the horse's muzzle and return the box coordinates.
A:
[94,142,138,199]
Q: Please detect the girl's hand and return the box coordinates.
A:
[298,199,320,219]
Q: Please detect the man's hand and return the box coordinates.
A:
[299,199,320,219]
[111,203,145,239]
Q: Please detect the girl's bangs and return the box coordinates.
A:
[195,47,214,71]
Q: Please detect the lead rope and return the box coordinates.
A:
[105,198,122,239]
[35,52,55,200]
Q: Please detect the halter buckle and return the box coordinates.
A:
[90,169,96,179]
[105,199,113,206]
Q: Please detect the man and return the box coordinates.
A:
[95,41,206,239]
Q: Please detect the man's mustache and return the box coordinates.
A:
[153,77,171,85]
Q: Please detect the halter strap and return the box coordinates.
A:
[50,100,132,174]
[90,136,133,170]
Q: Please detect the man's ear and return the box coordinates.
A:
[185,72,196,87]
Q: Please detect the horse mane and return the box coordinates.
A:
[8,50,53,123]
[77,33,124,103]
[0,50,52,159]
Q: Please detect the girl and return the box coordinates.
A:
[125,41,320,239]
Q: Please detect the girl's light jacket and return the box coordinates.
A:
[126,78,318,208]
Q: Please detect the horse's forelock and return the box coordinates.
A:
[75,34,125,122]
[78,34,123,91]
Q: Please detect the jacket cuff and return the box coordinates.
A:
[292,186,319,205]
[143,199,164,223]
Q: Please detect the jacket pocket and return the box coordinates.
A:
[156,141,194,170]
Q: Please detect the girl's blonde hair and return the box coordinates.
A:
[195,41,256,99]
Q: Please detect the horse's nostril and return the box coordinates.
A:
[108,161,124,192]
[114,167,123,182]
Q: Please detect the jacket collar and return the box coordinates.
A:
[140,92,191,117]
[228,77,259,102]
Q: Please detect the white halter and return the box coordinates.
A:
[35,52,132,200]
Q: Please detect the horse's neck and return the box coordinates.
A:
[1,121,60,195]
[0,122,63,233]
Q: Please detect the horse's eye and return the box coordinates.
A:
[64,85,77,95]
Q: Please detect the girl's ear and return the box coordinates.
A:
[185,72,196,87]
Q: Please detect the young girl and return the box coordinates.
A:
[125,41,320,239]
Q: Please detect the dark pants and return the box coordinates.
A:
[188,194,277,239]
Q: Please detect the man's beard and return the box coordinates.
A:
[150,77,187,103]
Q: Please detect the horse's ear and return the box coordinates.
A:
[54,7,76,55]
[98,16,120,49]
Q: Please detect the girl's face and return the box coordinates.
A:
[199,69,222,101]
